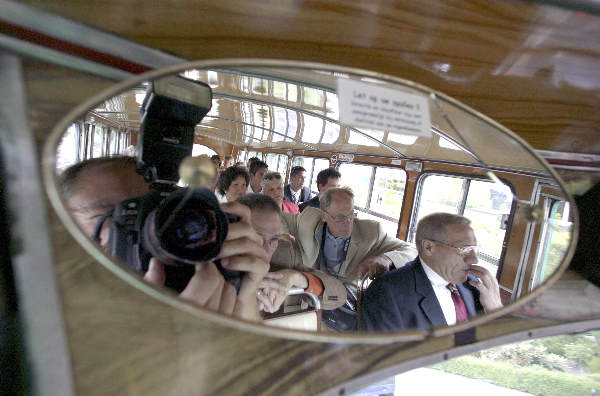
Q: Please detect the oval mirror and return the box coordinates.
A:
[44,60,577,339]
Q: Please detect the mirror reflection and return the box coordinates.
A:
[53,64,575,334]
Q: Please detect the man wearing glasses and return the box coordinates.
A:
[237,193,346,314]
[280,187,416,286]
[360,212,503,332]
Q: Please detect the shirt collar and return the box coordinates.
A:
[421,258,449,287]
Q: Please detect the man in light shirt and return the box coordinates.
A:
[247,159,268,194]
[360,212,503,332]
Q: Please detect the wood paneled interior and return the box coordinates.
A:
[20,58,582,395]
[21,0,600,156]
[10,0,600,393]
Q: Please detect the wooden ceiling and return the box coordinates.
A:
[21,0,600,156]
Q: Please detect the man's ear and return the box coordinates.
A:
[421,240,434,257]
[319,210,327,223]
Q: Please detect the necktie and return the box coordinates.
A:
[447,284,468,324]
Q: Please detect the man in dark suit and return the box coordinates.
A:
[298,167,340,212]
[360,212,503,332]
[284,166,313,205]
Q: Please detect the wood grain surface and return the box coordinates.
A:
[22,0,600,155]
[12,0,600,393]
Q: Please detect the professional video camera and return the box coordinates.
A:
[99,75,241,292]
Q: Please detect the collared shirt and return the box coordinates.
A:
[421,259,456,326]
[290,187,301,204]
[316,226,350,274]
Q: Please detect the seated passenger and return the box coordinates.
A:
[262,171,300,214]
[222,155,234,169]
[237,194,345,313]
[284,166,312,205]
[360,212,503,332]
[299,167,340,212]
[60,156,268,322]
[280,187,417,286]
[247,159,268,194]
[216,165,249,203]
[210,154,222,168]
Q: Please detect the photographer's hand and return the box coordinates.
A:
[217,202,270,322]
[144,258,237,316]
[259,269,308,313]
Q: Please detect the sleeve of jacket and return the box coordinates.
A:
[271,237,345,310]
[370,222,417,269]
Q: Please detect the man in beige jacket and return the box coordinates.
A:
[279,187,417,286]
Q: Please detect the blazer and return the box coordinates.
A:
[360,258,481,332]
[284,185,312,205]
[279,207,417,285]
[298,195,320,212]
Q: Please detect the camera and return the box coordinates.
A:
[99,75,242,292]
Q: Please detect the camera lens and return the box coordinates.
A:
[163,208,216,251]
[143,187,229,265]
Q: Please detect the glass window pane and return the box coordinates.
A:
[56,124,78,172]
[463,180,512,272]
[535,200,573,285]
[192,144,217,157]
[311,158,331,193]
[236,149,247,163]
[287,84,297,102]
[273,81,286,100]
[338,163,372,208]
[92,127,103,158]
[277,155,288,180]
[322,121,339,144]
[272,107,287,142]
[412,175,464,241]
[265,153,278,172]
[286,109,298,141]
[348,128,385,146]
[252,78,268,95]
[302,114,323,143]
[303,87,325,107]
[325,91,339,120]
[370,167,406,219]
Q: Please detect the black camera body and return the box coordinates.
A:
[103,76,242,292]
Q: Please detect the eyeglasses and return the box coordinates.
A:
[323,210,357,223]
[258,233,284,249]
[428,239,480,256]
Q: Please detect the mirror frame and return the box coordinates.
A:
[42,58,580,343]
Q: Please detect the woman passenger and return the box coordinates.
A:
[217,165,250,203]
[262,171,300,214]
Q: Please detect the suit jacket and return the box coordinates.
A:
[360,258,481,332]
[284,185,312,205]
[298,195,320,212]
[279,207,417,285]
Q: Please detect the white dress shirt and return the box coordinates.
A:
[290,187,301,204]
[421,259,456,326]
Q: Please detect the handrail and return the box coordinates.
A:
[288,287,321,311]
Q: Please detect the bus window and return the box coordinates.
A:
[291,156,330,193]
[56,124,79,172]
[532,200,573,288]
[339,163,406,237]
[265,153,289,180]
[411,174,513,275]
[192,144,218,157]
[236,149,247,164]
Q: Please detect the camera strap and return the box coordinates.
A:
[91,208,114,243]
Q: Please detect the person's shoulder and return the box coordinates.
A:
[379,258,419,282]
[282,200,300,213]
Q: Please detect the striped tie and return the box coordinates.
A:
[447,284,468,323]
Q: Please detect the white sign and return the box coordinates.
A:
[337,79,431,137]
[338,153,354,162]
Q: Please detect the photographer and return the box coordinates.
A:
[61,156,269,322]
